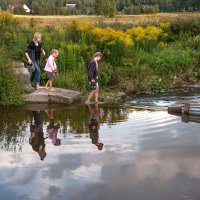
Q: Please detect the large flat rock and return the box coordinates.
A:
[24,87,81,104]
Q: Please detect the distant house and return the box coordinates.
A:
[66,4,76,14]
[8,3,31,14]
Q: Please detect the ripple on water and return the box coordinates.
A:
[1,105,200,200]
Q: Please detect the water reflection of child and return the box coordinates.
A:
[47,120,61,146]
[88,104,104,151]
[29,111,47,161]
[45,109,61,146]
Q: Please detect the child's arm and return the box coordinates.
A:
[41,48,46,56]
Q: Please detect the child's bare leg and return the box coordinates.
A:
[86,90,95,103]
[44,80,49,90]
[95,88,99,103]
[49,80,53,91]
[50,109,54,119]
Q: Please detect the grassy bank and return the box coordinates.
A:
[1,12,200,104]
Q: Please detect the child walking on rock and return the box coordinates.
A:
[44,49,59,92]
[86,52,102,104]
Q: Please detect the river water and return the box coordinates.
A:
[1,96,200,200]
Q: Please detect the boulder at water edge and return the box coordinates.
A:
[24,87,81,104]
[14,61,35,94]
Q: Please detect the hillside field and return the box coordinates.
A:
[14,13,200,28]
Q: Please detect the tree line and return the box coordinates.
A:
[0,0,200,16]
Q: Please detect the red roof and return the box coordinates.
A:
[9,3,24,8]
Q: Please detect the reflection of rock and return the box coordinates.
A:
[13,61,35,94]
[26,104,66,111]
[168,100,200,116]
[24,88,81,104]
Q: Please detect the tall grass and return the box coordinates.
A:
[54,66,87,91]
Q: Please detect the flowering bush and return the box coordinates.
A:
[125,23,170,51]
[126,25,163,41]
[65,21,134,65]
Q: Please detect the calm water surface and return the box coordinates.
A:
[0,103,200,200]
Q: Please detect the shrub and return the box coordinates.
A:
[0,12,20,47]
[54,59,87,92]
[0,12,28,60]
[186,35,200,50]
[126,23,171,51]
[65,21,133,66]
[58,42,83,73]
[0,48,23,106]
[93,27,133,65]
[152,45,193,75]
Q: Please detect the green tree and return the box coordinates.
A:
[123,6,133,14]
[13,6,26,15]
[95,0,103,15]
[132,5,141,14]
[95,0,116,17]
[116,0,131,11]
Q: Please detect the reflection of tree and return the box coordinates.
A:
[0,105,129,151]
[100,105,129,125]
[0,107,30,151]
[43,106,90,134]
[50,105,129,135]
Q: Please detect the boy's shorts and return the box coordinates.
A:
[89,81,99,90]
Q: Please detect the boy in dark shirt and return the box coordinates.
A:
[86,52,102,104]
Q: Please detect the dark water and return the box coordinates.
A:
[1,103,200,200]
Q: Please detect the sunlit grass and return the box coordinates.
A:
[14,13,200,28]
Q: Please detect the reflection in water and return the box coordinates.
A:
[45,109,61,146]
[2,105,200,200]
[88,104,104,151]
[0,108,28,151]
[0,105,128,152]
[29,111,47,161]
[29,110,61,161]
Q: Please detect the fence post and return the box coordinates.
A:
[183,103,190,115]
